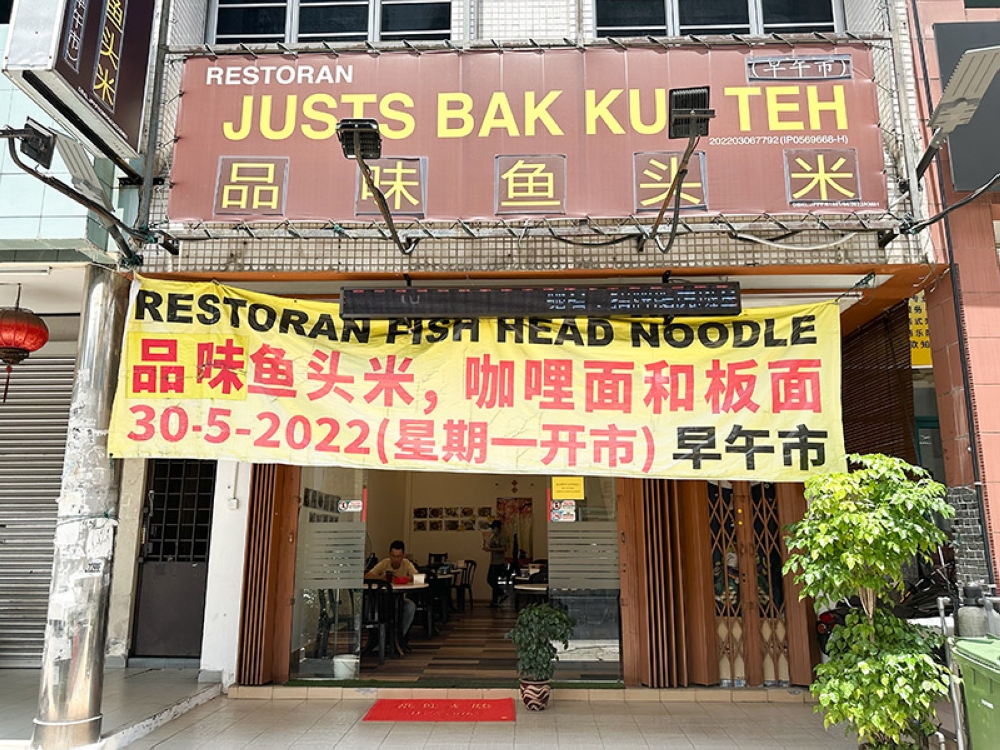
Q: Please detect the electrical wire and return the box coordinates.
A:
[732,231,860,252]
[546,233,634,247]
[656,171,687,254]
[904,172,1000,234]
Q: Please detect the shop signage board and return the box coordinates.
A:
[108,277,846,481]
[168,44,886,223]
[4,0,156,160]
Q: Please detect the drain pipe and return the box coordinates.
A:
[938,595,966,750]
[30,265,129,749]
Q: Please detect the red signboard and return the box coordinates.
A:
[168,45,886,223]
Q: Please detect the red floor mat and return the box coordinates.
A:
[363,698,515,722]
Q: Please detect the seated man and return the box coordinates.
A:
[365,540,418,642]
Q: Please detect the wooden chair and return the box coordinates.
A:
[428,552,448,567]
[361,580,394,665]
[454,559,477,610]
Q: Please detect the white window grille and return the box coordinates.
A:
[211,0,452,44]
[595,0,843,37]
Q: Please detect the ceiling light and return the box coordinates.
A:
[0,266,52,276]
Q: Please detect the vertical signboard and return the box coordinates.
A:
[4,0,157,161]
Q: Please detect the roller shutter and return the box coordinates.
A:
[0,358,75,667]
[841,302,916,463]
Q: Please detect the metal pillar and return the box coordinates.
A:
[31,265,129,749]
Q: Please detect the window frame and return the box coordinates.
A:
[208,0,452,45]
[595,0,845,38]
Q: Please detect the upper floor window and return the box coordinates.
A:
[596,0,838,37]
[212,0,452,44]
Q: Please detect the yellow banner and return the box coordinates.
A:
[909,292,932,368]
[108,277,846,480]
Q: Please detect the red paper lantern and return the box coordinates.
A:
[0,300,49,403]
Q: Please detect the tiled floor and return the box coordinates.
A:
[124,695,859,749]
[0,667,217,748]
[0,663,861,749]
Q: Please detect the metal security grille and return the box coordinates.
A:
[707,482,747,686]
[748,482,789,687]
[709,481,789,687]
[548,523,620,590]
[142,459,216,563]
[0,357,75,667]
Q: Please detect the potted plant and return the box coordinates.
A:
[505,603,576,710]
[784,453,955,749]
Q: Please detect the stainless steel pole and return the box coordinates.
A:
[31,265,129,749]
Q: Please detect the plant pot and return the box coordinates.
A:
[519,679,551,710]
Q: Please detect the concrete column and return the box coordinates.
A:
[31,266,129,749]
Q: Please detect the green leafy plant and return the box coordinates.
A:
[505,603,576,682]
[783,453,954,749]
[816,611,951,748]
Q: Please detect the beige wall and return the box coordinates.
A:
[366,471,549,602]
[365,469,407,560]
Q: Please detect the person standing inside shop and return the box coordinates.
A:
[484,520,509,608]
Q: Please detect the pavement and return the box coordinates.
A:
[0,669,863,749]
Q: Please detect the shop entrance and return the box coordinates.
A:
[285,468,622,685]
[235,468,817,687]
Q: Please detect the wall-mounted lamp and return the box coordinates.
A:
[335,118,415,255]
[916,44,1000,181]
[337,117,382,160]
[638,87,715,254]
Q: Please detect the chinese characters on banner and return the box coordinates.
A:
[108,278,847,481]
